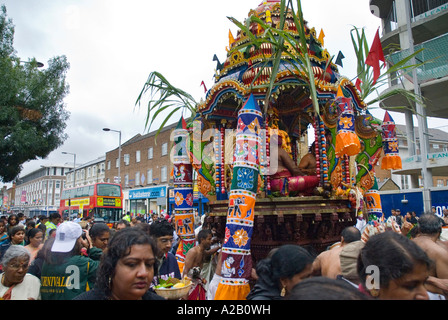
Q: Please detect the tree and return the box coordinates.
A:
[0,5,70,182]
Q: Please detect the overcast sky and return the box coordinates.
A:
[2,0,444,186]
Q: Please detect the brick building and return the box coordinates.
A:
[104,122,177,216]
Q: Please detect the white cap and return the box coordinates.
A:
[51,221,82,253]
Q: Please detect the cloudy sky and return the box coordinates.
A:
[2,0,443,185]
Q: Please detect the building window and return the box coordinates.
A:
[115,158,119,169]
[135,172,140,186]
[147,169,153,184]
[401,175,409,189]
[124,154,130,166]
[125,174,129,187]
[107,161,111,170]
[162,143,168,156]
[400,138,407,147]
[87,167,91,178]
[148,147,153,159]
[437,179,444,187]
[161,166,167,182]
[136,150,141,163]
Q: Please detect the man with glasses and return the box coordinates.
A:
[149,218,181,286]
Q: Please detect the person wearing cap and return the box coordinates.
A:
[394,209,403,228]
[39,221,100,300]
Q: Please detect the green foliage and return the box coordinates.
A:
[228,0,320,115]
[0,5,70,182]
[135,71,197,141]
[350,26,426,110]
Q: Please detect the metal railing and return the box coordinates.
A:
[388,32,448,84]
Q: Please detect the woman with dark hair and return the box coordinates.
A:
[75,228,165,300]
[27,237,55,279]
[24,228,44,263]
[0,219,8,243]
[0,225,26,265]
[6,214,19,236]
[246,244,314,300]
[88,222,111,261]
[357,231,431,300]
[286,276,370,300]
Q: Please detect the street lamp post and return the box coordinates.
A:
[103,128,122,184]
[62,152,76,219]
[62,152,77,188]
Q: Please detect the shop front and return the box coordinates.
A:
[128,185,168,218]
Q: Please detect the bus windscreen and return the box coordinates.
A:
[97,184,121,197]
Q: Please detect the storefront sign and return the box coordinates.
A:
[413,4,448,22]
[129,186,167,199]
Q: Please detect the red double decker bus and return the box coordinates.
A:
[59,183,123,226]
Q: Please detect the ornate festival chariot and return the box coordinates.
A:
[189,0,399,257]
[142,0,403,299]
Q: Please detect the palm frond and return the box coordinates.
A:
[226,0,320,115]
[350,26,428,112]
[135,71,197,140]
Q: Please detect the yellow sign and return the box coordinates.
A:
[65,198,90,207]
[97,197,122,207]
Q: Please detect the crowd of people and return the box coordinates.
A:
[0,208,447,300]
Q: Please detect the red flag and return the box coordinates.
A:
[200,81,207,93]
[365,29,385,85]
[355,78,362,92]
